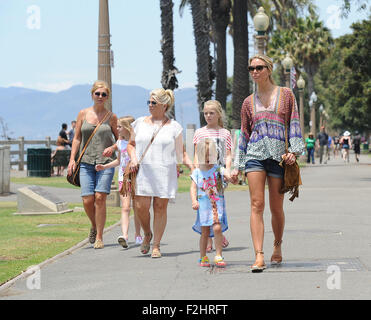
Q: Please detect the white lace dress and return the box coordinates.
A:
[132,117,183,199]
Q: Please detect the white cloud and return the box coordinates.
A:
[8,81,74,92]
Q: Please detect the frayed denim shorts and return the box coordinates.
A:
[245,158,284,179]
[79,162,115,197]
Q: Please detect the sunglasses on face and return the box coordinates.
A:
[248,65,268,72]
[147,100,158,106]
[94,92,107,97]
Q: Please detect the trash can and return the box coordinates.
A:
[363,143,369,151]
[27,148,51,177]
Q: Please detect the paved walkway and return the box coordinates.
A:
[1,152,370,300]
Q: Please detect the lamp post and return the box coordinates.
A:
[253,7,269,55]
[297,75,305,136]
[319,104,324,128]
[282,53,293,88]
[309,91,317,137]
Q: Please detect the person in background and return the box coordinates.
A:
[339,131,352,163]
[305,132,315,164]
[326,135,333,163]
[317,126,328,164]
[59,123,70,148]
[353,131,361,163]
[68,120,76,147]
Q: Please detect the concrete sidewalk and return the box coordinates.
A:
[1,153,370,300]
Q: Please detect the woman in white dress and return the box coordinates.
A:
[127,88,184,258]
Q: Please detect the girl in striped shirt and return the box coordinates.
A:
[193,100,232,252]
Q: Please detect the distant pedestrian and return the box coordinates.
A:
[96,116,143,248]
[59,123,70,148]
[353,131,361,162]
[340,131,352,163]
[67,80,118,249]
[333,135,340,158]
[305,132,315,164]
[193,100,232,253]
[317,126,328,164]
[326,135,333,162]
[231,54,305,272]
[68,120,76,147]
[190,138,228,268]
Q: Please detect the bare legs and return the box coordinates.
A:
[247,171,285,266]
[134,196,169,255]
[82,192,107,241]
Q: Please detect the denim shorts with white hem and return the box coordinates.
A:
[245,158,284,179]
[79,162,115,197]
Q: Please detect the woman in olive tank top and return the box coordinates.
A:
[68,81,118,249]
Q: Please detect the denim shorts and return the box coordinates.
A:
[245,159,284,179]
[79,162,115,197]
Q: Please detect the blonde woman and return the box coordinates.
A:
[127,88,184,258]
[67,80,118,249]
[193,100,232,252]
[231,54,304,272]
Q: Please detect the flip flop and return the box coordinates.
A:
[140,232,152,254]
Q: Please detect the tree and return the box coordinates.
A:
[181,0,214,126]
[208,0,231,112]
[230,0,249,130]
[316,18,371,135]
[160,0,180,119]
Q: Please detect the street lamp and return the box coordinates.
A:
[297,75,305,136]
[253,7,269,55]
[282,53,293,88]
[309,91,317,136]
[319,104,324,128]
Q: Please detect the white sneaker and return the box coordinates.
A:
[135,236,143,245]
[118,236,128,248]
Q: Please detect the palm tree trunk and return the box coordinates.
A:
[190,0,213,127]
[209,0,231,112]
[160,0,179,119]
[231,0,249,129]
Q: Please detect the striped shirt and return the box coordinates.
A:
[193,126,232,166]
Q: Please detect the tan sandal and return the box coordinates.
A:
[271,240,283,265]
[140,232,152,254]
[93,239,104,249]
[251,250,266,273]
[151,247,161,258]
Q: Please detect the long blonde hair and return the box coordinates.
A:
[249,54,276,85]
[203,100,224,128]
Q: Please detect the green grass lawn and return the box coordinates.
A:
[0,202,121,286]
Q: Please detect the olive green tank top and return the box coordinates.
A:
[79,114,116,165]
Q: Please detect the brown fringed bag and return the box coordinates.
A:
[279,120,302,202]
[120,118,169,198]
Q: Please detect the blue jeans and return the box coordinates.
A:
[307,147,314,164]
[79,162,115,197]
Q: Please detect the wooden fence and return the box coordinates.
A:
[0,137,57,171]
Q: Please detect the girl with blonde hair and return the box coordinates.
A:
[96,116,143,248]
[193,99,232,252]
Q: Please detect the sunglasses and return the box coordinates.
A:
[94,92,107,97]
[248,65,268,72]
[147,100,158,106]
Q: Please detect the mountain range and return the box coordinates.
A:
[0,84,200,140]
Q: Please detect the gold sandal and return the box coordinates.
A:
[271,240,283,265]
[251,250,266,273]
[140,232,152,254]
[151,247,161,258]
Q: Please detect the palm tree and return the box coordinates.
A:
[181,0,214,126]
[208,0,231,112]
[231,0,249,130]
[160,0,179,119]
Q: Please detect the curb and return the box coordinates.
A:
[0,220,121,294]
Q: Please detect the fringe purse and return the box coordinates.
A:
[67,111,112,187]
[279,120,302,201]
[120,118,169,198]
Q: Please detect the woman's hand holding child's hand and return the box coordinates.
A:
[95,164,105,171]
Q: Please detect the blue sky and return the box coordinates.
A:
[0,0,369,92]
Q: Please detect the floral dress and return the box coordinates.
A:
[191,165,228,237]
